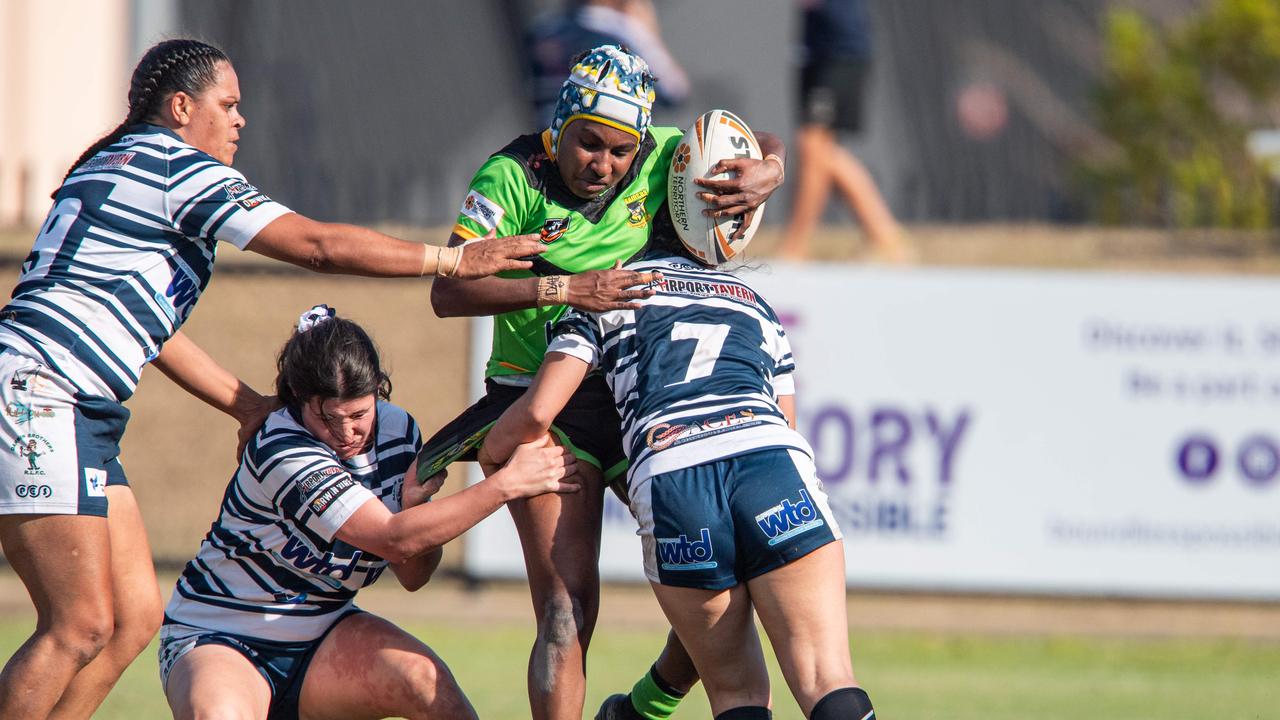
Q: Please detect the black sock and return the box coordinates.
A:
[648,662,688,699]
[810,687,875,720]
[715,706,772,720]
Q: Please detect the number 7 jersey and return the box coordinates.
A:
[547,253,811,484]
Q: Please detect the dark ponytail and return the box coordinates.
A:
[275,316,392,420]
[54,39,230,196]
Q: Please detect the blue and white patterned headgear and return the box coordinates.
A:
[549,45,656,156]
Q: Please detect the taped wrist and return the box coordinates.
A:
[433,245,463,277]
[536,275,569,307]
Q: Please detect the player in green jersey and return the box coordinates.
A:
[427,46,785,720]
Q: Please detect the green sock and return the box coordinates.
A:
[629,666,685,720]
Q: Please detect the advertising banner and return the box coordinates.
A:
[463,266,1280,598]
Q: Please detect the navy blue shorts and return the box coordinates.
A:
[159,610,362,720]
[632,448,843,590]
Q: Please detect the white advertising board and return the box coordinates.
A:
[463,265,1280,599]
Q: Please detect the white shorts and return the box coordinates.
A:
[0,348,130,517]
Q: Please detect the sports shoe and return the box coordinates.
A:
[595,693,642,720]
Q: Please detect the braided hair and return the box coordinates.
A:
[54,39,229,196]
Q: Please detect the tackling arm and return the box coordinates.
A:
[478,351,592,468]
[245,215,545,279]
[334,436,579,565]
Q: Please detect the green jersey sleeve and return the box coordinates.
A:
[452,155,532,240]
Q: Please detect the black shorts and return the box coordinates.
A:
[416,375,626,483]
[799,56,869,132]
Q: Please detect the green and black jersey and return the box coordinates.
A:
[452,126,683,381]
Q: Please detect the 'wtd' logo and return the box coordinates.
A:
[279,536,362,581]
[755,489,824,546]
[656,528,716,571]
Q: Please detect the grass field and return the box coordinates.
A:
[2,617,1278,719]
[3,574,1279,719]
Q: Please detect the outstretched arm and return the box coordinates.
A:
[246,214,547,279]
[431,233,662,317]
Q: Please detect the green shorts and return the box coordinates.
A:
[416,375,627,484]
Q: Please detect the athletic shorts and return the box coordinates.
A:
[416,374,626,483]
[158,610,362,720]
[799,56,869,132]
[0,348,130,517]
[631,448,842,590]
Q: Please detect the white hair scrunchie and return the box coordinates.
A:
[297,304,336,333]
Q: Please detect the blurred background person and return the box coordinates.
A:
[778,0,910,263]
[527,0,691,127]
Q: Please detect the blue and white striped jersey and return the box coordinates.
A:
[0,124,291,401]
[548,254,808,484]
[163,402,420,642]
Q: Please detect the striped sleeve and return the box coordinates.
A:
[254,440,376,543]
[166,158,292,249]
[771,320,796,395]
[546,308,604,368]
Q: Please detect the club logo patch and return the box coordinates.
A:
[624,190,649,228]
[224,181,271,210]
[540,217,571,243]
[12,434,53,476]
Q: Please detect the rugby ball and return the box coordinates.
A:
[667,109,766,264]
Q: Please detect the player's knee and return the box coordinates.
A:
[114,597,163,656]
[400,661,475,720]
[47,613,114,666]
[537,595,586,649]
[809,687,875,720]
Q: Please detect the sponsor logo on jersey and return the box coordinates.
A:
[11,433,53,476]
[298,466,344,494]
[14,483,53,498]
[157,265,200,324]
[309,475,356,515]
[624,190,649,228]
[80,152,135,171]
[8,368,44,392]
[84,468,108,497]
[644,409,760,451]
[657,278,757,304]
[540,217,571,243]
[755,488,825,546]
[460,190,505,232]
[657,528,717,571]
[224,181,271,210]
[278,535,363,581]
[5,402,54,422]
